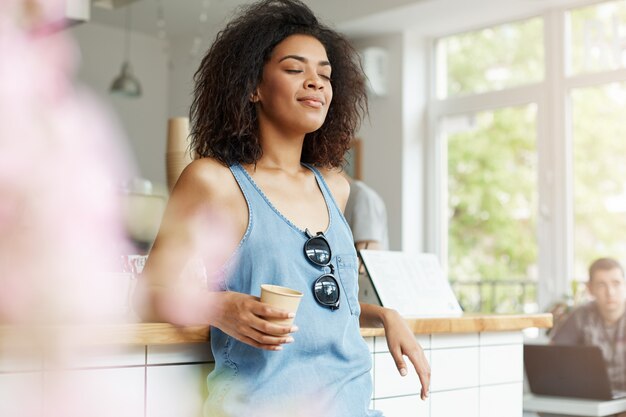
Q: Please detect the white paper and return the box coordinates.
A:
[359,250,462,318]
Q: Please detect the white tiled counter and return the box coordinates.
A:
[0,314,550,417]
[369,332,524,417]
[0,340,213,417]
[361,314,551,417]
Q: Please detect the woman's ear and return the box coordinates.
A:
[249,90,259,103]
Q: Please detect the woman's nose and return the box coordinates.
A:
[305,74,324,90]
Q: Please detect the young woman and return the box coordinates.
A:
[134,1,430,416]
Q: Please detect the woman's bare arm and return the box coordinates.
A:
[132,159,297,350]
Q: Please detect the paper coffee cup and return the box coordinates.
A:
[260,284,303,326]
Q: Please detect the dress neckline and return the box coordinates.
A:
[237,163,333,236]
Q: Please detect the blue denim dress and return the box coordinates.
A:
[204,163,382,417]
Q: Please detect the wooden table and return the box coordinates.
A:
[524,394,626,416]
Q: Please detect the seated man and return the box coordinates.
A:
[550,258,626,416]
[344,178,389,251]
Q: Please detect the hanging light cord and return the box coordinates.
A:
[124,6,131,62]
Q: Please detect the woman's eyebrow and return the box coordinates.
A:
[278,55,331,67]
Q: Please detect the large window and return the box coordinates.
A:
[572,83,626,279]
[568,1,626,280]
[431,0,626,313]
[444,106,538,312]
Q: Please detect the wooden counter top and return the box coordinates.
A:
[0,314,551,346]
[360,313,552,337]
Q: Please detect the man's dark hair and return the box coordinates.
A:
[589,257,625,281]
[189,0,367,168]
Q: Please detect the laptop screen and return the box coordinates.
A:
[524,344,616,400]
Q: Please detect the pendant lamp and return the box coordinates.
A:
[110,5,142,97]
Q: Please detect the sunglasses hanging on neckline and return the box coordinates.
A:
[304,229,340,310]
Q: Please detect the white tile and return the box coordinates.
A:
[49,345,145,369]
[0,344,43,372]
[147,342,213,365]
[364,337,375,352]
[374,335,430,353]
[431,333,479,349]
[480,345,523,385]
[375,394,429,417]
[374,336,386,353]
[480,383,523,417]
[0,372,42,417]
[146,363,213,417]
[480,331,523,346]
[371,354,375,398]
[430,347,479,392]
[430,388,479,417]
[43,367,145,417]
[373,352,428,398]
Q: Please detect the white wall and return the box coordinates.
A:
[352,34,404,250]
[401,31,428,255]
[167,35,205,119]
[352,33,427,252]
[69,22,169,187]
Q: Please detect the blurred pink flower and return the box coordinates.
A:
[0,1,132,324]
[154,206,238,325]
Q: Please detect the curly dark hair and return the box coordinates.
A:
[189,0,367,168]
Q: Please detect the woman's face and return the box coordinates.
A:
[254,34,333,137]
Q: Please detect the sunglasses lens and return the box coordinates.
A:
[305,236,331,266]
[314,275,339,306]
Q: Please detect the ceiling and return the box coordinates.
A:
[89,0,429,39]
[89,0,596,40]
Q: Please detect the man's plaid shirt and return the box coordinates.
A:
[551,302,626,392]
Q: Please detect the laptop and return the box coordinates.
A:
[524,344,626,400]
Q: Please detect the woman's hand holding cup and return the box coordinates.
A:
[211,290,299,351]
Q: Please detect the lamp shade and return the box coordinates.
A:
[110,61,142,97]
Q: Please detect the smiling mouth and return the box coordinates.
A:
[298,98,324,108]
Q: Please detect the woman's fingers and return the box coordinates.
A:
[390,345,431,400]
[213,292,301,350]
[251,301,296,321]
[390,347,409,376]
[243,325,295,347]
[406,349,431,400]
[239,334,284,351]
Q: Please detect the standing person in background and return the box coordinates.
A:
[551,257,626,406]
[344,176,389,250]
[344,176,390,305]
[133,1,430,416]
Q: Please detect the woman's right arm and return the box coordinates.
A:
[132,159,297,351]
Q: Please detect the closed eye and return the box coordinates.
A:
[285,69,303,74]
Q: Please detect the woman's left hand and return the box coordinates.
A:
[383,309,431,400]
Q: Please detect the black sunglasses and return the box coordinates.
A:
[304,229,340,310]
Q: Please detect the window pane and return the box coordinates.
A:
[567,0,626,76]
[572,83,626,280]
[437,18,544,98]
[444,105,538,313]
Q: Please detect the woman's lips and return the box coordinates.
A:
[298,97,324,108]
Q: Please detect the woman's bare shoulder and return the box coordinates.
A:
[166,157,247,235]
[174,158,236,198]
[317,167,350,211]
